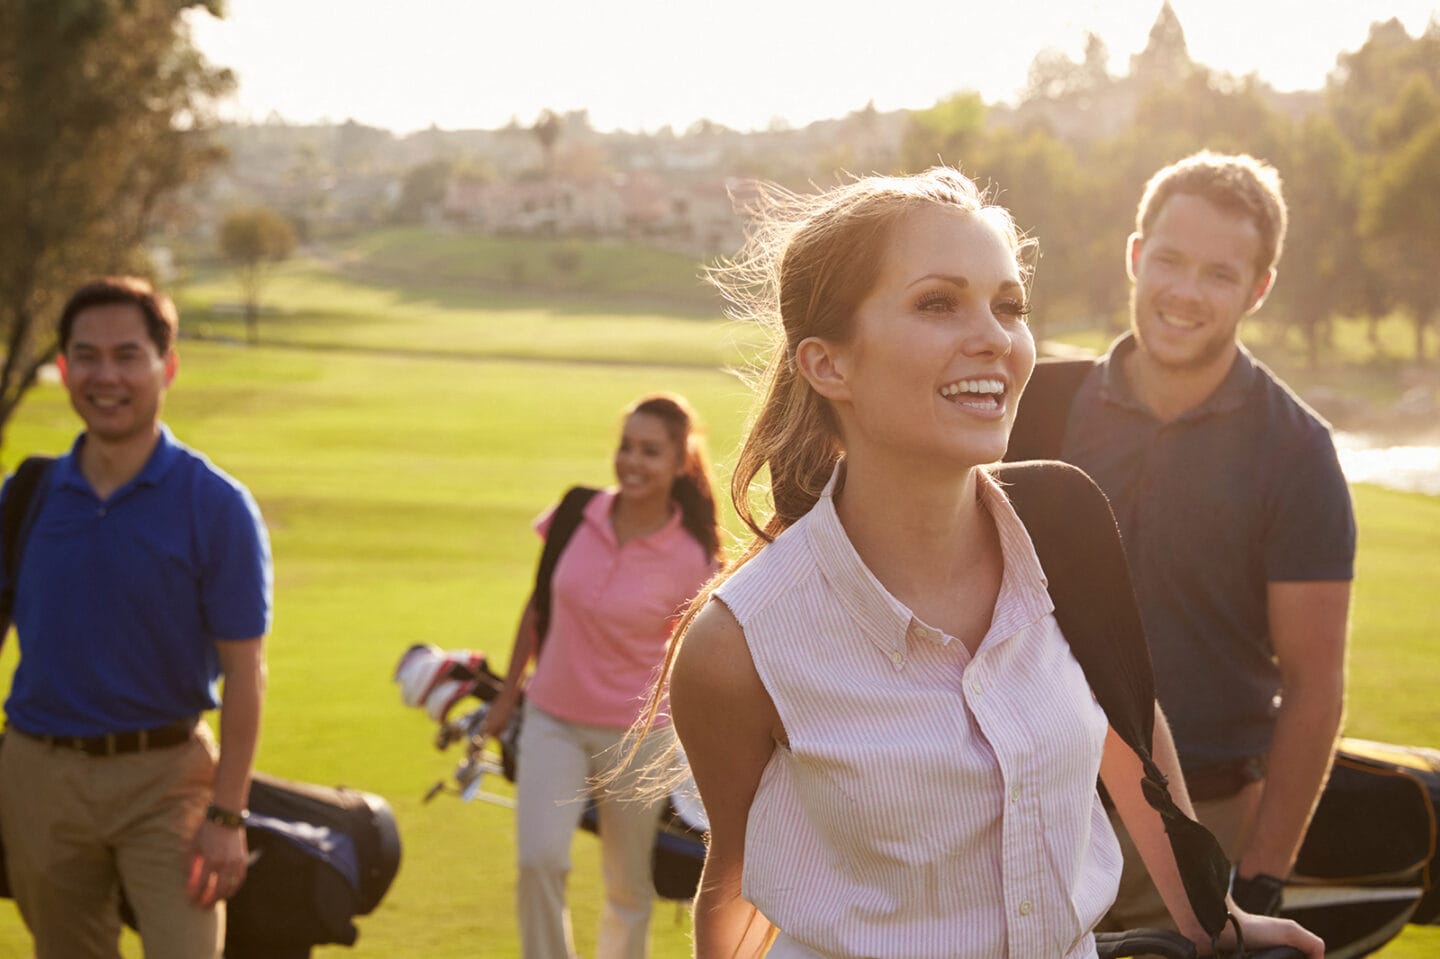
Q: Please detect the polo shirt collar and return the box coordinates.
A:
[56,423,183,497]
[585,486,685,550]
[1098,332,1259,422]
[805,462,1055,669]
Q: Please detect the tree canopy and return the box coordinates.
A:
[219,207,297,344]
[0,0,231,449]
[897,6,1440,364]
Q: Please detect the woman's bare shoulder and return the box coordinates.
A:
[673,597,776,731]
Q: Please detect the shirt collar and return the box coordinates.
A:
[1098,332,1258,421]
[56,424,182,497]
[585,486,685,550]
[804,462,1054,669]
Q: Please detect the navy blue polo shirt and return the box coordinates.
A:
[2,425,272,737]
[1060,335,1355,767]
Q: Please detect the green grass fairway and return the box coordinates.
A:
[173,256,769,371]
[0,263,1435,956]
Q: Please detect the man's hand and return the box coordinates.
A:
[188,817,250,907]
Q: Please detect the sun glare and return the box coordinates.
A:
[191,0,1440,134]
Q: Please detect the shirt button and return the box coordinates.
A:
[969,679,982,695]
[890,650,904,667]
[1018,900,1033,916]
[1010,785,1022,803]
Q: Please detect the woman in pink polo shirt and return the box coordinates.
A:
[484,393,720,959]
[634,171,1323,959]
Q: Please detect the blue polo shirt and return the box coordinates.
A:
[1060,335,1355,767]
[2,425,272,737]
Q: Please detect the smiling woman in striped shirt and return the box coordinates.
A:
[647,169,1322,959]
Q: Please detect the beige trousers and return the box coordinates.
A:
[0,724,223,959]
[515,703,673,959]
[1097,779,1264,934]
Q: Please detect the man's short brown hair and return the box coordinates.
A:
[1135,151,1288,278]
[58,276,179,354]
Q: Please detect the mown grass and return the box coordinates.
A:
[172,256,768,371]
[336,228,720,309]
[0,254,1435,957]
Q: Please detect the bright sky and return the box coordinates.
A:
[188,0,1440,135]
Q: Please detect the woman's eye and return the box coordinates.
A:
[916,292,956,313]
[995,298,1032,320]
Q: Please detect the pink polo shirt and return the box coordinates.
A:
[526,488,715,729]
[714,466,1120,959]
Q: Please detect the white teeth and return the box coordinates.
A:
[1159,312,1201,330]
[940,379,1005,397]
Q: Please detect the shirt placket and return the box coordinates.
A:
[967,646,1050,957]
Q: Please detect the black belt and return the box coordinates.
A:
[11,717,198,757]
[1183,754,1267,802]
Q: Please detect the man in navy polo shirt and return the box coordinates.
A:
[0,276,272,958]
[1007,152,1355,927]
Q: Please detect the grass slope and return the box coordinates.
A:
[0,259,1434,957]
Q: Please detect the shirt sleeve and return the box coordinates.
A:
[533,503,558,540]
[201,481,273,640]
[1264,429,1356,582]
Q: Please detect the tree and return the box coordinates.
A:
[1362,113,1440,362]
[1327,18,1440,151]
[975,127,1089,341]
[900,92,987,172]
[0,0,231,451]
[1269,115,1364,366]
[1023,34,1111,103]
[532,109,562,174]
[1130,1,1194,87]
[394,159,454,224]
[219,208,296,345]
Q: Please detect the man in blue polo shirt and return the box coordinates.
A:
[1008,152,1355,927]
[0,276,271,958]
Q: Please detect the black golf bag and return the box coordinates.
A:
[224,772,403,958]
[0,754,401,958]
[1280,738,1440,957]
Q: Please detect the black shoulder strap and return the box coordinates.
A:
[997,460,1156,745]
[997,460,1235,947]
[532,486,599,649]
[1004,357,1095,463]
[1,455,56,626]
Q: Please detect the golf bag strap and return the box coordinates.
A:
[0,455,56,633]
[997,461,1234,947]
[1003,357,1094,463]
[532,485,599,650]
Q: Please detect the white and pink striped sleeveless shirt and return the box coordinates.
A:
[713,467,1120,959]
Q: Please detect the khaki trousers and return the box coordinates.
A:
[515,703,673,959]
[1097,779,1264,935]
[0,724,223,959]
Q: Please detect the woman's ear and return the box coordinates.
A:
[795,336,852,403]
